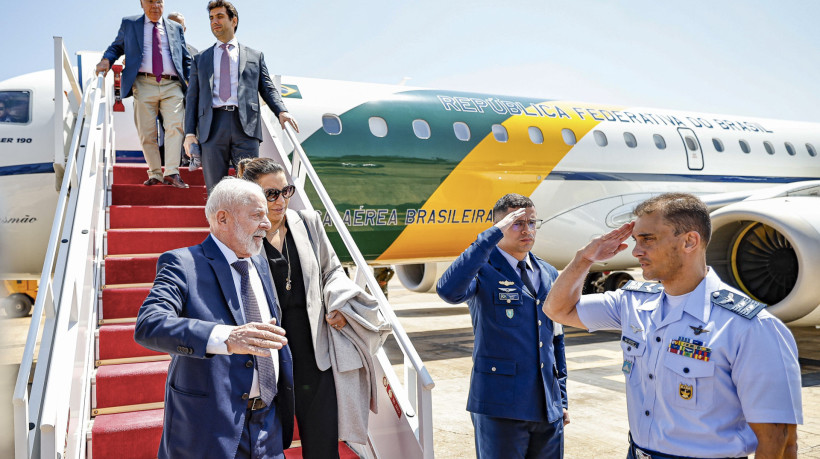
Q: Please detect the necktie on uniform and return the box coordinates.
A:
[518,259,537,297]
[151,22,163,82]
[219,43,233,102]
[231,260,277,405]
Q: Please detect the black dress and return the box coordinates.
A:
[264,225,340,459]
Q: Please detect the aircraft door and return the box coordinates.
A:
[677,127,704,170]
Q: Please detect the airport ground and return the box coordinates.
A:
[1,278,819,458]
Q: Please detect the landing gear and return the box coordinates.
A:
[603,272,633,291]
[3,293,33,318]
[582,272,604,294]
[582,272,634,294]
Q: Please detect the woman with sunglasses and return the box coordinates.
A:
[236,157,347,459]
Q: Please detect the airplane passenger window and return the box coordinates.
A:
[529,126,544,144]
[624,132,637,148]
[785,142,796,156]
[763,141,775,155]
[492,124,508,143]
[368,117,388,138]
[593,130,608,147]
[413,119,431,139]
[653,134,666,150]
[453,122,470,141]
[712,138,724,152]
[807,143,817,157]
[739,140,751,154]
[561,128,576,146]
[0,91,31,124]
[321,114,342,135]
[684,136,698,151]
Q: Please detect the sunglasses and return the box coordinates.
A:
[264,185,295,202]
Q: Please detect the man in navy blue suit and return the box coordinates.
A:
[135,178,294,458]
[437,193,569,458]
[96,0,191,188]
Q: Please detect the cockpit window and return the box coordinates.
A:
[0,91,31,124]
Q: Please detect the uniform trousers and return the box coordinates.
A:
[235,403,285,459]
[471,413,563,459]
[201,108,260,192]
[132,75,183,180]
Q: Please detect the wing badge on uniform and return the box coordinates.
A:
[499,280,515,286]
[679,383,693,400]
[629,324,643,334]
[689,325,710,336]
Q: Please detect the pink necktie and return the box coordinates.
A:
[219,43,232,102]
[152,22,163,82]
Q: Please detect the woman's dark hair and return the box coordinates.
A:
[236,157,285,183]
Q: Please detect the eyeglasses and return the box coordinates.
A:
[511,219,544,232]
[264,185,295,202]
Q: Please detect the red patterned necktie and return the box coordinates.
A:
[219,43,232,102]
[152,22,163,82]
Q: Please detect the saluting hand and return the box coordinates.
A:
[578,221,634,264]
[494,208,527,232]
[226,318,287,356]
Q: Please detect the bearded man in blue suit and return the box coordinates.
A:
[135,178,294,458]
[437,193,569,459]
[96,0,191,188]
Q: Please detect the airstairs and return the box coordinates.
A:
[13,38,435,459]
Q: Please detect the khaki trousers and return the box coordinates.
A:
[132,75,184,180]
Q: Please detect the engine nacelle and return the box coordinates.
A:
[707,197,820,325]
[395,262,450,293]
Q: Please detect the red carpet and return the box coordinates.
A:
[101,287,150,320]
[91,162,352,458]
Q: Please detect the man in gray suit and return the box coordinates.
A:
[183,0,299,192]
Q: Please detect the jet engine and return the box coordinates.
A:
[395,262,448,293]
[706,197,820,325]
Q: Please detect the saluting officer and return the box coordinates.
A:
[544,193,802,459]
[438,193,569,459]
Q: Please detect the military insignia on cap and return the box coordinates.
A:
[679,383,693,400]
[620,280,663,294]
[506,309,514,319]
[499,280,515,286]
[711,289,766,319]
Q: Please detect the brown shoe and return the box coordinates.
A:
[163,174,189,188]
[144,177,163,186]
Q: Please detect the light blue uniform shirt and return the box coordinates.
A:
[577,268,802,457]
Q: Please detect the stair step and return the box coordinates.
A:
[113,164,206,186]
[284,442,359,458]
[91,409,164,459]
[107,228,209,255]
[109,205,207,229]
[105,255,159,285]
[111,184,208,206]
[98,324,165,361]
[101,287,151,321]
[94,361,169,410]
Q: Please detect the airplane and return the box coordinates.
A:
[1,61,819,325]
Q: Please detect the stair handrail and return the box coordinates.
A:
[279,123,435,457]
[13,37,113,459]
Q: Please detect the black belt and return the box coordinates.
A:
[138,72,180,81]
[246,397,267,411]
[629,434,745,459]
[214,105,238,111]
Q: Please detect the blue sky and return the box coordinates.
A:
[3,0,819,122]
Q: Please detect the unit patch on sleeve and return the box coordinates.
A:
[620,280,664,294]
[710,289,766,319]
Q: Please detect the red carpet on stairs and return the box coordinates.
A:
[92,163,359,458]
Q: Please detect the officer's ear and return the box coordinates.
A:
[681,231,701,253]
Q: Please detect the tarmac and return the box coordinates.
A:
[1,279,819,458]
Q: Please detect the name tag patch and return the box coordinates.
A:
[498,287,520,304]
[622,336,640,349]
[669,336,712,361]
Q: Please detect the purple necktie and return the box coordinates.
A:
[152,22,163,82]
[219,43,232,102]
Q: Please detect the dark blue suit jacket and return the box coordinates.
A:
[102,14,191,98]
[437,227,568,423]
[185,43,288,143]
[135,235,294,458]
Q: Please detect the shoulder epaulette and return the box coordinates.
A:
[710,289,767,319]
[620,280,663,294]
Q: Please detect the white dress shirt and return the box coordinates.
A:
[497,247,541,294]
[139,16,178,76]
[207,234,279,398]
[212,38,239,107]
